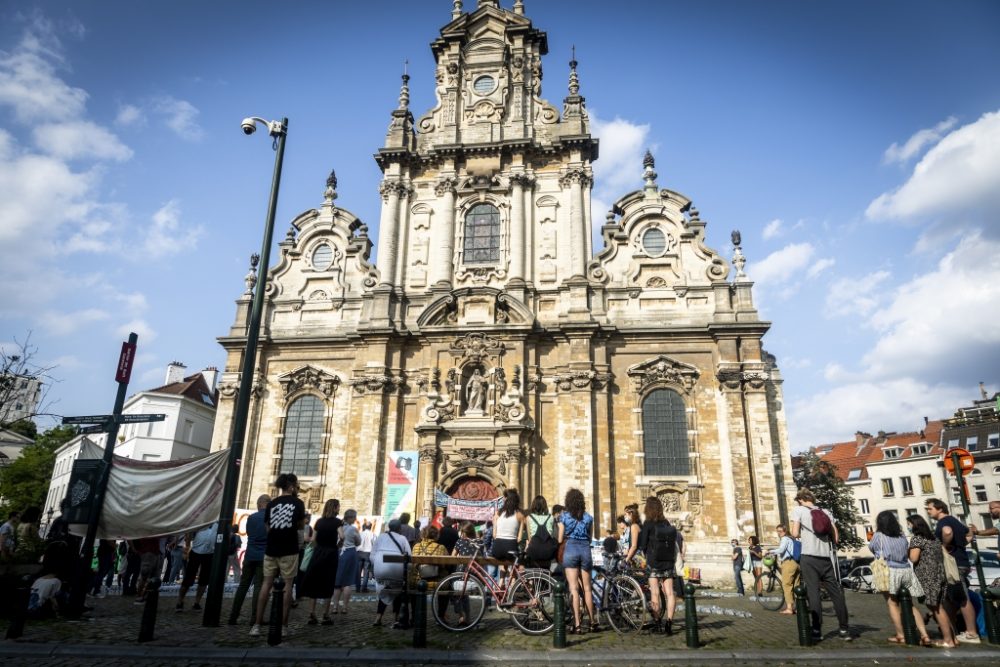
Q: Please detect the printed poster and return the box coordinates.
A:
[382,451,417,519]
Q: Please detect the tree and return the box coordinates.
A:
[0,425,77,514]
[795,450,865,551]
[0,332,58,428]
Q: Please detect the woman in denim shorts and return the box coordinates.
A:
[557,488,599,634]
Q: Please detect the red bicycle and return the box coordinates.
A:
[431,541,556,634]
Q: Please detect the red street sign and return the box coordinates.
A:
[115,341,136,383]
[943,447,975,475]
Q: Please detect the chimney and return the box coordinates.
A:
[924,416,929,426]
[201,366,218,391]
[165,361,187,385]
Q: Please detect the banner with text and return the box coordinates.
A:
[433,489,502,521]
[382,451,417,520]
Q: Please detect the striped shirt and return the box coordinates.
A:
[869,533,910,569]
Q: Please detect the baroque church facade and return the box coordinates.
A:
[210,0,796,568]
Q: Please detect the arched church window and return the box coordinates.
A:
[463,203,500,264]
[642,388,690,476]
[282,395,324,476]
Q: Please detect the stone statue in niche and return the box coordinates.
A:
[465,369,488,415]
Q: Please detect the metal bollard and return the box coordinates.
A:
[793,586,812,646]
[267,577,284,646]
[983,588,1000,645]
[5,580,31,640]
[684,583,699,649]
[897,589,919,646]
[413,579,427,648]
[552,580,566,649]
[137,577,161,642]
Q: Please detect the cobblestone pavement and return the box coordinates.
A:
[3,587,999,665]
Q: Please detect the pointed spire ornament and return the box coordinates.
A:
[398,64,410,111]
[568,46,579,96]
[324,168,339,205]
[731,229,748,280]
[642,149,658,190]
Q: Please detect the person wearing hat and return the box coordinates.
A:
[370,519,412,628]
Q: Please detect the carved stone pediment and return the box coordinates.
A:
[416,288,533,328]
[349,370,404,395]
[277,365,341,399]
[627,355,699,394]
[449,333,505,362]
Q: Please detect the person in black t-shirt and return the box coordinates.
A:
[250,473,306,637]
[925,498,979,642]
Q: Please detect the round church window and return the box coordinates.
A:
[311,244,334,271]
[473,75,495,95]
[642,227,667,256]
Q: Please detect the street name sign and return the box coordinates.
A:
[63,413,166,427]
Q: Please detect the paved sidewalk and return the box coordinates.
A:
[3,588,998,665]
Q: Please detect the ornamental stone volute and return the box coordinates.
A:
[627,355,700,394]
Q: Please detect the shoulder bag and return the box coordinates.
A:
[871,534,891,592]
[942,545,961,585]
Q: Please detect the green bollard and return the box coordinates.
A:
[684,583,699,648]
[897,589,919,646]
[983,588,1000,645]
[413,579,427,648]
[267,577,284,646]
[553,580,566,649]
[793,585,812,646]
[137,577,160,643]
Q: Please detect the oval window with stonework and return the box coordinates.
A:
[473,75,495,95]
[311,244,334,271]
[642,228,667,257]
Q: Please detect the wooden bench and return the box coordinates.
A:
[383,554,503,567]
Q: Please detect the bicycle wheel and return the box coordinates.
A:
[506,570,556,635]
[432,572,487,632]
[604,574,647,634]
[756,571,785,611]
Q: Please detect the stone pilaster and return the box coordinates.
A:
[430,178,458,287]
[376,180,403,287]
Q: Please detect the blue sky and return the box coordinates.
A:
[1,0,998,449]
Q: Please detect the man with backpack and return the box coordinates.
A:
[790,489,851,641]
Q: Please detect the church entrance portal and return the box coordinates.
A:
[446,476,499,501]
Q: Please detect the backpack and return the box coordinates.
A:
[791,539,802,562]
[526,515,557,561]
[809,508,832,537]
[651,522,677,565]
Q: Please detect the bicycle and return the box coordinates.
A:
[591,552,648,634]
[754,557,786,611]
[431,541,556,635]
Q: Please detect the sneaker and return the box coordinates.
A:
[192,601,202,610]
[838,630,853,642]
[249,624,260,637]
[957,632,981,644]
[283,625,292,637]
[811,630,823,642]
[175,602,183,613]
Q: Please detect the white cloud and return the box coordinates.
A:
[118,319,157,343]
[749,242,814,286]
[38,308,109,336]
[867,110,1000,222]
[141,199,203,258]
[590,112,651,196]
[115,103,145,127]
[787,379,971,450]
[825,269,891,318]
[33,121,132,161]
[762,218,783,240]
[862,232,1000,382]
[882,116,957,165]
[153,96,204,140]
[0,17,88,123]
[807,257,835,279]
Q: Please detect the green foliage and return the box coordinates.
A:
[795,451,864,551]
[0,425,77,514]
[1,419,38,440]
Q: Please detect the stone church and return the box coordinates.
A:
[211,0,796,568]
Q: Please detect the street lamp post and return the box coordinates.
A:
[202,116,288,627]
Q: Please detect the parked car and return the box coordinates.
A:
[839,556,873,580]
[842,564,875,593]
[967,549,1000,589]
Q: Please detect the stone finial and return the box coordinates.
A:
[324,168,338,204]
[452,0,463,19]
[284,225,296,243]
[642,149,658,190]
[243,253,260,296]
[731,229,748,280]
[513,0,525,15]
[568,46,579,96]
[398,66,410,110]
[606,210,615,226]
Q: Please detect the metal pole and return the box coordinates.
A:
[138,577,161,643]
[68,332,137,616]
[794,585,812,646]
[203,119,287,627]
[683,582,699,648]
[898,588,919,646]
[552,580,566,648]
[413,579,428,648]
